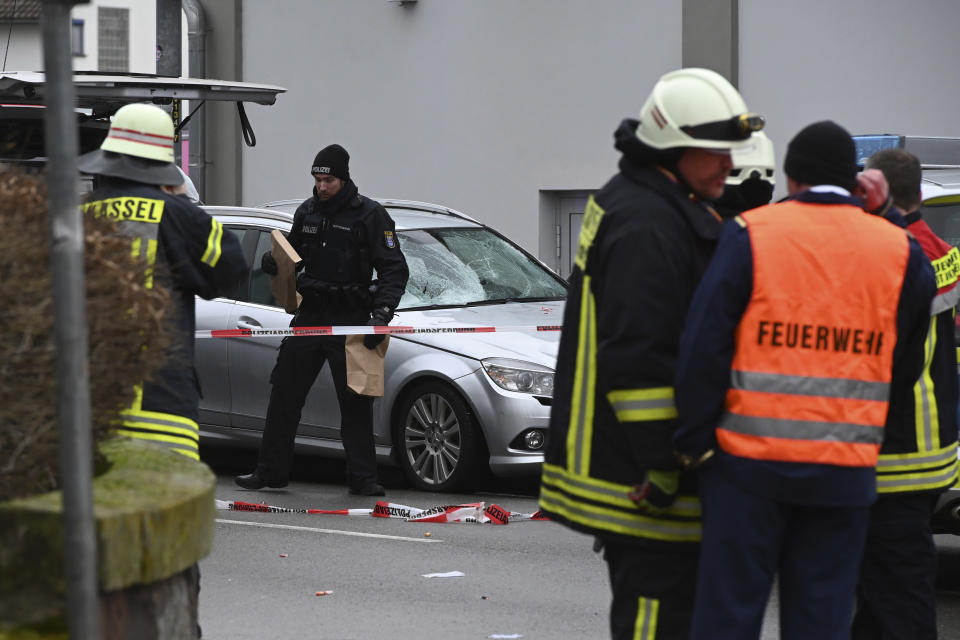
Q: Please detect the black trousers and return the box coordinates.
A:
[256,334,378,488]
[603,540,699,640]
[852,492,940,640]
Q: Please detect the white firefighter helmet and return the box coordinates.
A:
[78,103,183,185]
[636,68,763,151]
[727,131,776,186]
[100,103,176,163]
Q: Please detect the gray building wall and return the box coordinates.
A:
[231,0,960,265]
[740,0,960,199]
[237,0,682,266]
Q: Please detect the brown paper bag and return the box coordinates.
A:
[345,334,390,396]
[269,230,302,314]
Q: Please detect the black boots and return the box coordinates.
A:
[234,471,288,490]
[348,482,386,496]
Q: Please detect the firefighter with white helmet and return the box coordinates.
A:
[539,68,763,640]
[79,103,246,460]
[715,131,776,216]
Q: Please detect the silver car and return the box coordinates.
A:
[195,199,566,492]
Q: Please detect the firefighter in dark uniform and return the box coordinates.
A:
[235,144,409,496]
[852,148,960,640]
[538,68,764,640]
[79,103,247,460]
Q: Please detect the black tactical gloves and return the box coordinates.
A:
[261,251,278,276]
[364,306,393,349]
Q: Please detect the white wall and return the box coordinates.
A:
[739,0,960,199]
[71,0,159,74]
[240,0,683,253]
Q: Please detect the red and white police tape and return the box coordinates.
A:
[196,324,562,339]
[216,499,549,525]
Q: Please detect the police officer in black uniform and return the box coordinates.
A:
[236,144,409,496]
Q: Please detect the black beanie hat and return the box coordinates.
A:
[783,121,857,191]
[311,144,350,182]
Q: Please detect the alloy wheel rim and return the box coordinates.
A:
[404,392,462,485]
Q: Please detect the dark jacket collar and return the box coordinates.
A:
[618,159,723,240]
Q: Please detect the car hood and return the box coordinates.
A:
[392,300,565,368]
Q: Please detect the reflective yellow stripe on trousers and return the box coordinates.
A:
[634,597,659,640]
[117,385,200,460]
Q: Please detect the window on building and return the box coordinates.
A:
[71,19,84,56]
[97,7,128,72]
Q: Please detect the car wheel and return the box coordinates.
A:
[395,381,481,492]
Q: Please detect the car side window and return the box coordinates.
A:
[249,230,282,308]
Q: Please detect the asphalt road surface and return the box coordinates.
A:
[198,447,960,639]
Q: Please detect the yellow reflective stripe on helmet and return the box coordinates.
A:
[607,387,677,422]
[574,197,606,272]
[931,247,960,289]
[913,316,940,451]
[634,597,659,640]
[539,485,701,542]
[567,277,597,476]
[201,217,224,267]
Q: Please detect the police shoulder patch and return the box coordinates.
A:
[384,230,396,249]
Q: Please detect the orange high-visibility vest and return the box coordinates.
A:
[718,200,910,468]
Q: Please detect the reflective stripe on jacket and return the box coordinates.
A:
[540,146,723,546]
[719,201,909,468]
[876,213,960,493]
[84,180,247,458]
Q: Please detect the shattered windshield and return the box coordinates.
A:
[396,228,566,309]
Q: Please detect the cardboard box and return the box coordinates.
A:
[269,230,302,314]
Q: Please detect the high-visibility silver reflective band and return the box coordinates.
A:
[571,283,595,474]
[540,465,701,516]
[730,370,889,401]
[538,489,702,539]
[877,464,959,491]
[931,285,960,315]
[719,413,884,445]
[608,394,676,418]
[634,597,659,640]
[876,445,957,471]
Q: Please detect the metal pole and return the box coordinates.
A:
[182,0,206,200]
[40,1,100,638]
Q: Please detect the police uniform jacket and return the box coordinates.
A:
[673,189,936,507]
[539,123,724,548]
[878,210,960,494]
[288,180,408,326]
[83,179,247,458]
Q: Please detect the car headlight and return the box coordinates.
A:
[481,358,554,395]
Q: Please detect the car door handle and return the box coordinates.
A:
[237,317,263,330]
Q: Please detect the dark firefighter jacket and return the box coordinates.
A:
[288,180,408,326]
[83,179,247,459]
[878,209,959,494]
[673,190,936,507]
[539,127,725,547]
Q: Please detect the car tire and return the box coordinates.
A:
[395,380,481,492]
